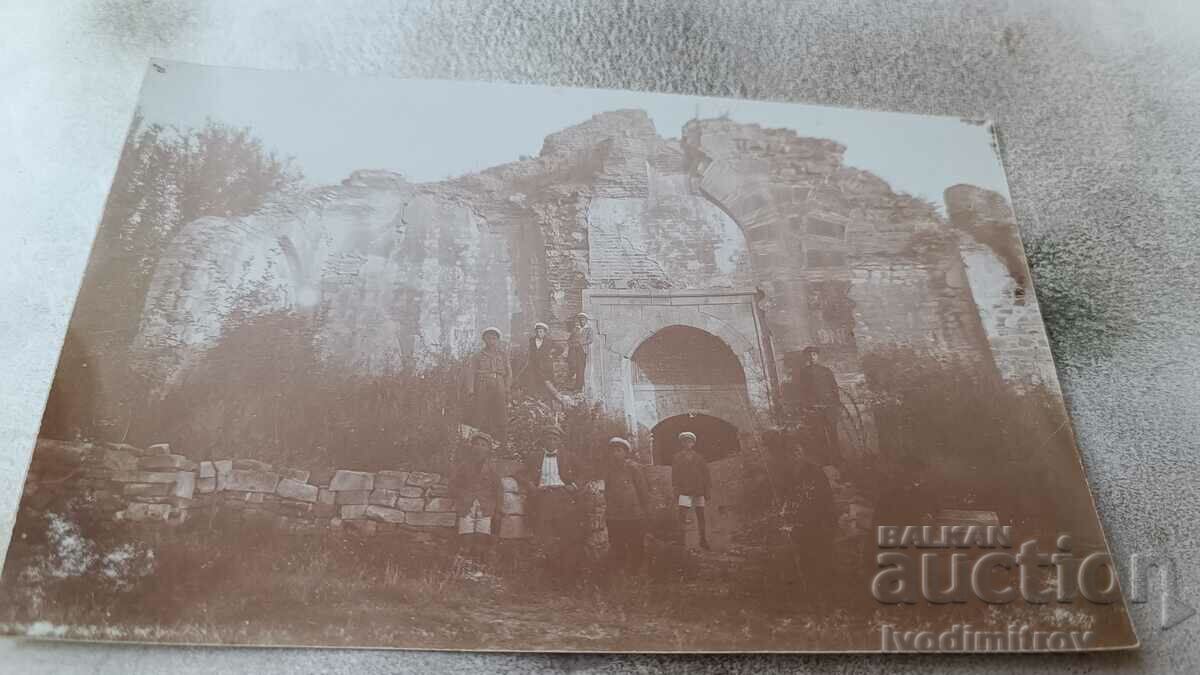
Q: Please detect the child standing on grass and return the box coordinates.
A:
[450,432,503,563]
[672,431,711,550]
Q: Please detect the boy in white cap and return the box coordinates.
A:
[603,436,650,577]
[466,327,511,443]
[672,431,712,550]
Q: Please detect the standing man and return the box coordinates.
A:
[782,346,841,466]
[466,327,512,444]
[566,312,593,391]
[672,431,712,550]
[518,426,582,586]
[518,321,558,401]
[603,437,651,578]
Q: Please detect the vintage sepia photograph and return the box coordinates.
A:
[0,60,1136,652]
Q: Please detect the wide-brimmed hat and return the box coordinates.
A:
[481,326,502,340]
[678,431,697,442]
[608,437,632,451]
[533,322,549,332]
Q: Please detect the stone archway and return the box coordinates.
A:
[582,288,774,458]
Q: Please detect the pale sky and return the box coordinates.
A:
[137,60,1011,210]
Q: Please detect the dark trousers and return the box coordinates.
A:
[473,374,508,442]
[606,518,645,575]
[803,407,839,465]
[567,351,587,390]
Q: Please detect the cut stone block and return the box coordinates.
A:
[329,470,374,491]
[123,482,172,498]
[406,471,440,488]
[369,489,399,507]
[374,470,410,490]
[275,500,312,516]
[317,488,335,505]
[233,459,273,471]
[500,476,521,493]
[394,497,425,512]
[123,502,172,521]
[139,454,197,471]
[364,505,406,523]
[425,497,455,513]
[282,468,310,482]
[225,469,280,493]
[111,471,179,484]
[214,460,233,490]
[172,472,196,499]
[336,489,370,505]
[309,468,335,486]
[396,486,424,498]
[198,461,216,479]
[276,478,318,502]
[146,443,171,455]
[196,477,217,494]
[427,484,450,497]
[340,505,367,519]
[405,511,456,528]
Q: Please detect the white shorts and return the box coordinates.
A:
[678,495,707,508]
[458,499,493,535]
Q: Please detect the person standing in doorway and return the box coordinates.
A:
[672,431,712,550]
[466,327,512,444]
[566,312,592,391]
[603,437,651,578]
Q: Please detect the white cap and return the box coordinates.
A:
[608,437,632,450]
[534,322,549,332]
[482,326,502,339]
[678,431,697,442]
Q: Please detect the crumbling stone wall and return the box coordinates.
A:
[20,439,531,540]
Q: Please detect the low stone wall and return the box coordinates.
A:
[21,439,531,540]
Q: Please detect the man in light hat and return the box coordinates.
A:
[518,321,558,401]
[466,327,512,443]
[672,431,712,550]
[566,312,593,391]
[603,436,650,577]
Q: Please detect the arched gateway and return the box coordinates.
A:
[582,288,775,462]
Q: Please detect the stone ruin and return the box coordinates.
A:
[20,439,539,542]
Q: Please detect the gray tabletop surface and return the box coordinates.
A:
[1,1,1197,672]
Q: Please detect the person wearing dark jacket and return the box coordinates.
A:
[672,431,712,550]
[780,346,841,466]
[603,437,651,576]
[566,313,593,391]
[519,321,559,400]
[516,426,583,584]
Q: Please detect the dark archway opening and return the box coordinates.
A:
[651,414,741,466]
